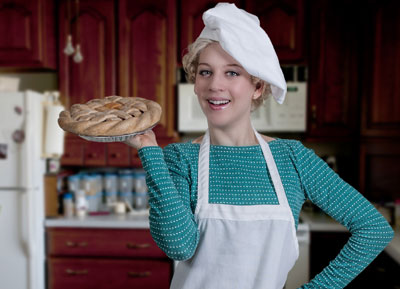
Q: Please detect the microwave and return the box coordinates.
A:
[178,66,307,133]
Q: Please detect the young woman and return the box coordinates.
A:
[125,3,393,289]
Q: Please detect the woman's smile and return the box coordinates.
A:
[207,98,231,110]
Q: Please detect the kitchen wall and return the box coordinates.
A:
[0,72,58,93]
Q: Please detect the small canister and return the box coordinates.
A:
[119,170,134,206]
[67,174,81,193]
[63,193,74,217]
[81,174,99,212]
[133,170,148,210]
[104,173,118,205]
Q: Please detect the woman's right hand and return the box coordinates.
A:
[123,130,158,150]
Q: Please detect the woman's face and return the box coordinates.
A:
[194,42,261,130]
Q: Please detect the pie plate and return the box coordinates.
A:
[78,123,158,143]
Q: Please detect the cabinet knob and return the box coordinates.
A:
[87,153,97,158]
[128,271,151,278]
[311,105,317,121]
[65,241,88,247]
[126,242,151,249]
[65,269,88,275]
[110,153,120,158]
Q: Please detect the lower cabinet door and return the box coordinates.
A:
[48,258,172,289]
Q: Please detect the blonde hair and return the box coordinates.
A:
[182,38,271,111]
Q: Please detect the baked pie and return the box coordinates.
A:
[58,96,162,137]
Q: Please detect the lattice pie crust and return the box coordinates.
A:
[58,96,162,136]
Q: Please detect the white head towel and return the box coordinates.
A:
[198,3,286,104]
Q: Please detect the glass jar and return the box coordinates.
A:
[104,173,118,205]
[119,171,133,206]
[81,174,99,212]
[67,174,81,193]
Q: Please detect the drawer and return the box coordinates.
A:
[48,258,172,289]
[47,228,166,258]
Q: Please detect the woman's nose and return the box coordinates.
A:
[208,74,225,91]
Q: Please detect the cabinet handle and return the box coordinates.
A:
[65,269,88,275]
[65,241,88,247]
[311,105,317,121]
[126,243,151,249]
[110,153,120,158]
[87,153,97,158]
[127,271,151,278]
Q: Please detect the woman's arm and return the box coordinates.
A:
[134,141,199,261]
[287,141,394,289]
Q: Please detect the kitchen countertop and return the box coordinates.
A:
[301,211,400,264]
[45,210,150,229]
[45,209,400,265]
[300,211,347,232]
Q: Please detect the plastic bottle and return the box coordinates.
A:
[63,193,74,217]
[75,189,88,218]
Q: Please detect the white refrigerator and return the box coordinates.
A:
[0,90,47,289]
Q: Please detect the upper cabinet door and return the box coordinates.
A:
[245,0,305,63]
[118,0,177,137]
[360,0,400,137]
[0,0,56,68]
[58,0,116,107]
[306,0,359,139]
[179,0,242,62]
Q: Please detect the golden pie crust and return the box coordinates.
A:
[58,96,162,136]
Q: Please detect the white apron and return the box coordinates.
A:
[170,129,299,289]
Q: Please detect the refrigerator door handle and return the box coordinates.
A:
[0,187,27,192]
[0,187,38,192]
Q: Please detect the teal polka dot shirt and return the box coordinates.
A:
[138,138,393,289]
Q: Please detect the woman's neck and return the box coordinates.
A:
[208,121,258,146]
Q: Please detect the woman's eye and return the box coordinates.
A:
[227,71,239,77]
[198,70,211,76]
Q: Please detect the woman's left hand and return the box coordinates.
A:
[123,130,158,150]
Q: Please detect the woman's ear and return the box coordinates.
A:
[252,82,264,100]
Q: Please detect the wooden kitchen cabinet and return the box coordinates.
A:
[179,0,304,63]
[60,136,85,166]
[245,0,305,63]
[83,142,107,167]
[359,139,400,202]
[179,0,242,62]
[59,0,179,167]
[107,143,131,167]
[61,136,136,167]
[47,228,173,289]
[118,0,177,138]
[306,0,359,140]
[58,0,116,108]
[0,0,56,68]
[360,0,400,138]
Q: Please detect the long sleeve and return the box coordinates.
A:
[287,141,394,289]
[138,145,199,260]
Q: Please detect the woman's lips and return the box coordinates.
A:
[207,99,230,110]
